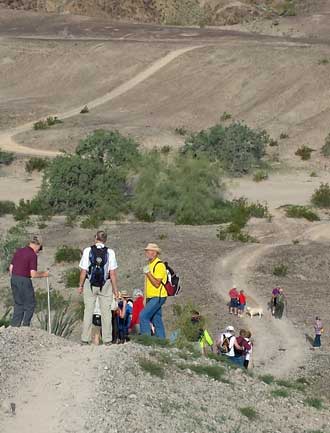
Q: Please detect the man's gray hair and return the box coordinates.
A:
[96,230,107,243]
[30,234,43,246]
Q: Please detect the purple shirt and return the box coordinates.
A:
[272,288,280,296]
[11,246,37,278]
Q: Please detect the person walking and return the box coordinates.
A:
[313,317,323,349]
[139,243,167,339]
[228,286,239,315]
[78,230,119,345]
[274,288,286,319]
[9,235,48,327]
[238,290,246,318]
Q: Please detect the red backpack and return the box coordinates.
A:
[153,261,181,297]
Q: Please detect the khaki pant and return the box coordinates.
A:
[81,280,113,343]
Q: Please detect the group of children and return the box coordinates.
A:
[92,288,145,345]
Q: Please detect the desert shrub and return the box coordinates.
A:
[217,225,257,243]
[160,145,171,154]
[281,0,296,16]
[76,129,139,171]
[279,133,289,140]
[33,116,63,130]
[138,358,165,378]
[172,303,206,344]
[80,214,104,229]
[272,264,288,277]
[0,308,11,327]
[321,133,330,157]
[285,205,320,222]
[271,388,289,398]
[64,268,80,288]
[220,111,232,121]
[132,152,227,224]
[160,0,205,26]
[55,246,81,264]
[13,197,50,221]
[178,363,226,382]
[174,127,188,136]
[25,157,49,173]
[311,183,330,208]
[269,139,278,147]
[310,171,317,177]
[39,154,127,218]
[295,145,314,160]
[0,201,15,216]
[0,149,15,165]
[259,374,274,385]
[239,406,258,420]
[183,121,269,175]
[80,105,89,114]
[0,223,28,272]
[304,398,323,410]
[35,289,80,337]
[253,170,268,182]
[318,58,330,65]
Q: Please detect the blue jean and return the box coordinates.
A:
[140,297,167,339]
[313,334,321,347]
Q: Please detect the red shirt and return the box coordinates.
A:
[229,288,238,299]
[11,246,37,278]
[238,294,246,305]
[129,296,144,329]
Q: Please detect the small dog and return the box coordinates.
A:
[246,306,263,319]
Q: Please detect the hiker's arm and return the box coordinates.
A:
[146,272,162,288]
[234,340,243,350]
[78,269,87,294]
[30,270,49,278]
[109,269,119,298]
[9,264,13,275]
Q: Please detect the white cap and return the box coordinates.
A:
[225,325,235,332]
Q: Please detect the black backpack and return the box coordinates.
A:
[153,261,181,297]
[88,245,108,289]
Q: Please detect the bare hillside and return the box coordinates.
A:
[0,0,325,25]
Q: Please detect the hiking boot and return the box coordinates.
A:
[80,341,89,346]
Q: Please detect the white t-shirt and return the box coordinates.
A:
[244,338,252,361]
[79,243,118,280]
[219,332,236,357]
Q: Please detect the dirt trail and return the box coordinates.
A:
[0,45,201,157]
[214,226,309,377]
[1,344,104,433]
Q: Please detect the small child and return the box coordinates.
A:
[243,330,253,369]
[92,297,102,345]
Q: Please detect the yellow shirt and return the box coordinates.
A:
[146,258,167,299]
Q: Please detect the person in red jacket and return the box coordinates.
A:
[238,290,247,318]
[129,289,145,334]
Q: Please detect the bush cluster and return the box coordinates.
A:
[311,183,330,208]
[25,157,49,173]
[55,246,81,264]
[295,146,314,161]
[182,121,269,175]
[285,205,319,222]
[33,116,63,130]
[0,223,28,272]
[0,200,15,217]
[0,149,15,166]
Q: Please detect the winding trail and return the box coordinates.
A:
[0,45,201,157]
[213,216,320,377]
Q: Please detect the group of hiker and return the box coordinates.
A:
[7,230,324,363]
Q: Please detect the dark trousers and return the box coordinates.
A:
[11,275,35,327]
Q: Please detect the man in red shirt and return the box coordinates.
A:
[229,286,239,315]
[9,235,48,327]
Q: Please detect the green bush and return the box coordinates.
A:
[178,363,226,382]
[0,308,11,327]
[132,152,227,224]
[174,127,188,136]
[318,58,330,65]
[138,357,165,379]
[0,149,15,165]
[281,0,296,16]
[295,145,314,161]
[64,268,80,288]
[13,198,50,221]
[172,303,206,344]
[25,157,49,173]
[259,374,274,384]
[183,121,269,175]
[253,170,268,182]
[239,406,258,420]
[220,112,232,121]
[35,289,81,337]
[304,398,323,410]
[55,246,81,264]
[271,388,289,398]
[279,133,289,140]
[33,116,63,130]
[76,129,139,170]
[321,133,330,157]
[269,139,278,147]
[80,214,104,229]
[312,183,330,208]
[272,264,288,277]
[0,223,28,272]
[39,154,127,218]
[285,205,320,222]
[0,201,15,216]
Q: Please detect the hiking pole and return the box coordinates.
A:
[46,275,52,335]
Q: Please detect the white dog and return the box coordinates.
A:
[246,306,263,319]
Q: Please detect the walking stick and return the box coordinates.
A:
[46,276,52,334]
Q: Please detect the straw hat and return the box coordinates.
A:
[144,243,161,253]
[120,290,129,298]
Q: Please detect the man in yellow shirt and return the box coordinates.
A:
[140,243,167,339]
